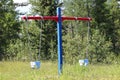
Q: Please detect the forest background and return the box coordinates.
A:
[0,0,120,64]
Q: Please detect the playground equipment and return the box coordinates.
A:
[79,59,89,66]
[30,61,40,69]
[22,7,92,75]
[24,19,43,69]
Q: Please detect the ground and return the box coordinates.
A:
[0,61,120,80]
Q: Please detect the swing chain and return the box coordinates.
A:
[38,16,44,61]
[25,15,33,61]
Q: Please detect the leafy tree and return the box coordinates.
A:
[63,0,120,64]
[6,21,41,61]
[62,0,93,64]
[0,0,20,60]
[89,30,113,63]
[63,33,87,64]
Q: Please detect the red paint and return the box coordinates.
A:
[22,16,92,22]
[62,16,92,21]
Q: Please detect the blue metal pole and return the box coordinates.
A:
[57,7,63,75]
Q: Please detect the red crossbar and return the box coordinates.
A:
[22,16,58,21]
[62,16,92,21]
[22,16,92,22]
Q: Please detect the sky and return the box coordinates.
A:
[13,0,64,15]
[13,0,28,3]
[13,0,31,14]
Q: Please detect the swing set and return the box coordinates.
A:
[22,7,92,75]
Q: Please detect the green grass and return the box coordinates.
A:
[0,61,120,80]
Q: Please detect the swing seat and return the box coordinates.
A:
[79,60,84,66]
[79,59,89,66]
[30,61,40,69]
[30,61,35,69]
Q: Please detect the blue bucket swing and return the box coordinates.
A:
[79,59,89,66]
[79,1,90,66]
[26,18,43,69]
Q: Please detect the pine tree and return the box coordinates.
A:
[108,0,120,55]
[91,0,110,30]
[30,0,57,60]
[90,0,120,63]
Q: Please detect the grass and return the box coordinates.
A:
[0,61,120,80]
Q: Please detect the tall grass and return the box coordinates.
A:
[0,61,120,80]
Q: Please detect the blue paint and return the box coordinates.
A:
[35,61,40,69]
[30,61,40,69]
[57,7,63,75]
[84,59,89,66]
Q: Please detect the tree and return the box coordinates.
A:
[108,0,120,55]
[0,0,20,60]
[90,0,120,63]
[63,0,120,63]
[91,0,110,31]
[62,0,93,64]
[92,0,120,54]
[30,0,57,60]
[88,30,113,63]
